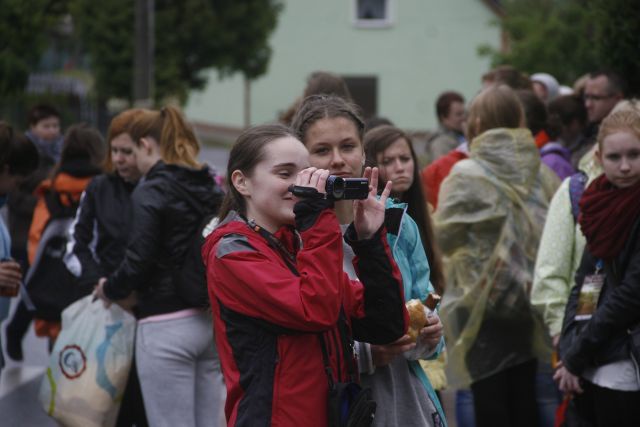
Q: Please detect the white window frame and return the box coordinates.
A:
[352,0,394,29]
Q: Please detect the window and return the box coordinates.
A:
[343,76,378,119]
[353,0,393,28]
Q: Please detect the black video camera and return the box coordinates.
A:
[288,176,369,200]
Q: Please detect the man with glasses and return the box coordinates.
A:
[572,71,626,166]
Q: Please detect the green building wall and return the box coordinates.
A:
[185,0,501,131]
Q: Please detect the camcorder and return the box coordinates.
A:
[288,176,369,200]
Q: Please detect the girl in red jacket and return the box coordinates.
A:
[202,124,408,426]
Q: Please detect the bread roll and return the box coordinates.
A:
[406,299,427,342]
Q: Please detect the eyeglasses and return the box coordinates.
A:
[584,94,615,102]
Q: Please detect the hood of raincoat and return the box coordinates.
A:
[469,128,541,198]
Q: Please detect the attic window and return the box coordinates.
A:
[353,0,393,28]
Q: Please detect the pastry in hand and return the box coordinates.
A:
[406,299,428,342]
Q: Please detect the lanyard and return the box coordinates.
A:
[595,259,604,274]
[245,217,298,275]
[244,216,357,385]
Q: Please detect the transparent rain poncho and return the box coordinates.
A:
[434,128,560,387]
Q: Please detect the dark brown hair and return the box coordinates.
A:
[27,104,60,126]
[436,91,465,121]
[128,106,200,168]
[0,121,39,176]
[217,124,298,221]
[51,123,106,177]
[291,94,365,143]
[516,90,548,136]
[546,95,587,140]
[364,125,446,293]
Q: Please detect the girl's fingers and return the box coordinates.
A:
[379,180,393,205]
[315,169,330,193]
[308,169,321,188]
[362,166,372,180]
[369,167,379,195]
[296,167,317,186]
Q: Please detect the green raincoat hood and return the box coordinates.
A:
[470,128,541,197]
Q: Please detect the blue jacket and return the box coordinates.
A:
[383,198,446,424]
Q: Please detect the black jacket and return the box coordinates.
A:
[65,173,136,289]
[560,216,640,375]
[104,161,222,318]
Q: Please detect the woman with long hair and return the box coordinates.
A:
[364,125,445,295]
[94,107,224,426]
[202,123,408,426]
[434,85,559,427]
[292,95,446,426]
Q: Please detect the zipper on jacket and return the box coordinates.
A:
[329,329,342,382]
[272,343,282,424]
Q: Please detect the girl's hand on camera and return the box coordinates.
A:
[353,167,392,240]
[296,167,330,196]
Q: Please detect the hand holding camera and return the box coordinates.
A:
[290,167,392,241]
[353,167,392,240]
[288,170,369,201]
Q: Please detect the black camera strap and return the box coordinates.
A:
[243,216,357,388]
[245,217,298,271]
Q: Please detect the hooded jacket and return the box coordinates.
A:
[104,161,221,317]
[64,173,136,289]
[540,142,575,181]
[203,199,408,427]
[531,145,602,337]
[434,128,559,386]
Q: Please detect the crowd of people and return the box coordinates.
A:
[0,65,638,427]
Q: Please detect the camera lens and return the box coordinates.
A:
[326,176,345,199]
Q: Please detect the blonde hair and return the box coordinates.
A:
[467,85,525,143]
[610,98,640,115]
[128,106,201,168]
[597,108,640,151]
[104,108,149,172]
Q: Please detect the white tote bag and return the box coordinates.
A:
[39,295,136,427]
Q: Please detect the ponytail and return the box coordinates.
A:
[159,107,200,168]
[129,106,201,168]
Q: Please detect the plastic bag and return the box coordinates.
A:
[39,295,136,427]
